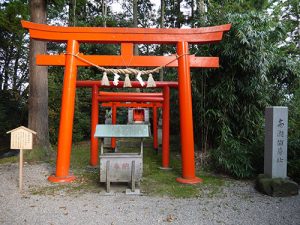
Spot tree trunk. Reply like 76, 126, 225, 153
159, 0, 165, 81
297, 3, 300, 51
175, 1, 181, 28
3, 48, 11, 91
13, 41, 21, 91
198, 0, 206, 26
68, 0, 76, 26
29, 0, 50, 151
133, 0, 138, 55
102, 0, 107, 27
190, 0, 195, 28
132, 0, 140, 92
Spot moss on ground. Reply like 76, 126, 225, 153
0, 155, 18, 164
0, 146, 51, 165
5, 138, 225, 198
141, 144, 225, 198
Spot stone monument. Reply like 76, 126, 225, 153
256, 106, 298, 197
264, 106, 288, 178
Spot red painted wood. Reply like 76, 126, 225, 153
36, 54, 219, 68
101, 102, 162, 108
22, 20, 231, 44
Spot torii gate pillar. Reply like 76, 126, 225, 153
176, 42, 202, 184
48, 40, 79, 182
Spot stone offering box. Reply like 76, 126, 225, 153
95, 124, 150, 194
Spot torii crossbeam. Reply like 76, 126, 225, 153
22, 20, 230, 184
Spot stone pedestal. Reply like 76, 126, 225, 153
256, 174, 298, 197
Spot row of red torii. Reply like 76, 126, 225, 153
77, 81, 176, 171
22, 20, 231, 184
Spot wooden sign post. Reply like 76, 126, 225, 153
6, 126, 37, 192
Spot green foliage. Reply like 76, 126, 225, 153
0, 90, 27, 151
0, 0, 29, 32
192, 10, 300, 178
0, 155, 18, 164
48, 71, 91, 144
0, 90, 27, 134
0, 0, 29, 151
287, 84, 300, 183
0, 0, 29, 92
207, 0, 269, 15
48, 72, 63, 144
24, 146, 50, 162
270, 0, 300, 55
211, 136, 254, 178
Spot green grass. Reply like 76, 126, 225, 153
24, 138, 226, 197
141, 145, 225, 198
24, 147, 50, 163
33, 142, 101, 195
0, 155, 18, 164
0, 145, 51, 165
70, 142, 91, 170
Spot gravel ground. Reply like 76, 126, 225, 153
0, 163, 299, 225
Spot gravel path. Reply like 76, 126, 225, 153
0, 163, 299, 225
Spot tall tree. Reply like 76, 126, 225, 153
133, 0, 138, 55
68, 0, 76, 26
102, 0, 107, 27
159, 0, 165, 81
271, 0, 300, 54
0, 0, 29, 93
28, 0, 50, 151
197, 0, 206, 25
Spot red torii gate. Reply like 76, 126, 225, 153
98, 92, 167, 165
22, 20, 230, 184
101, 101, 163, 151
98, 96, 163, 150
76, 80, 176, 168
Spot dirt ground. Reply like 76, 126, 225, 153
0, 163, 299, 225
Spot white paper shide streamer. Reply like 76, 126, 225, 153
123, 74, 132, 87
113, 73, 120, 86
136, 72, 145, 87
146, 74, 156, 87
101, 72, 110, 86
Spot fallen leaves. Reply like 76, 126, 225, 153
164, 214, 176, 222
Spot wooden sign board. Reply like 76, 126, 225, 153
6, 126, 36, 150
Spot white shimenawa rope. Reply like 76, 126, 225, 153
65, 52, 190, 87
